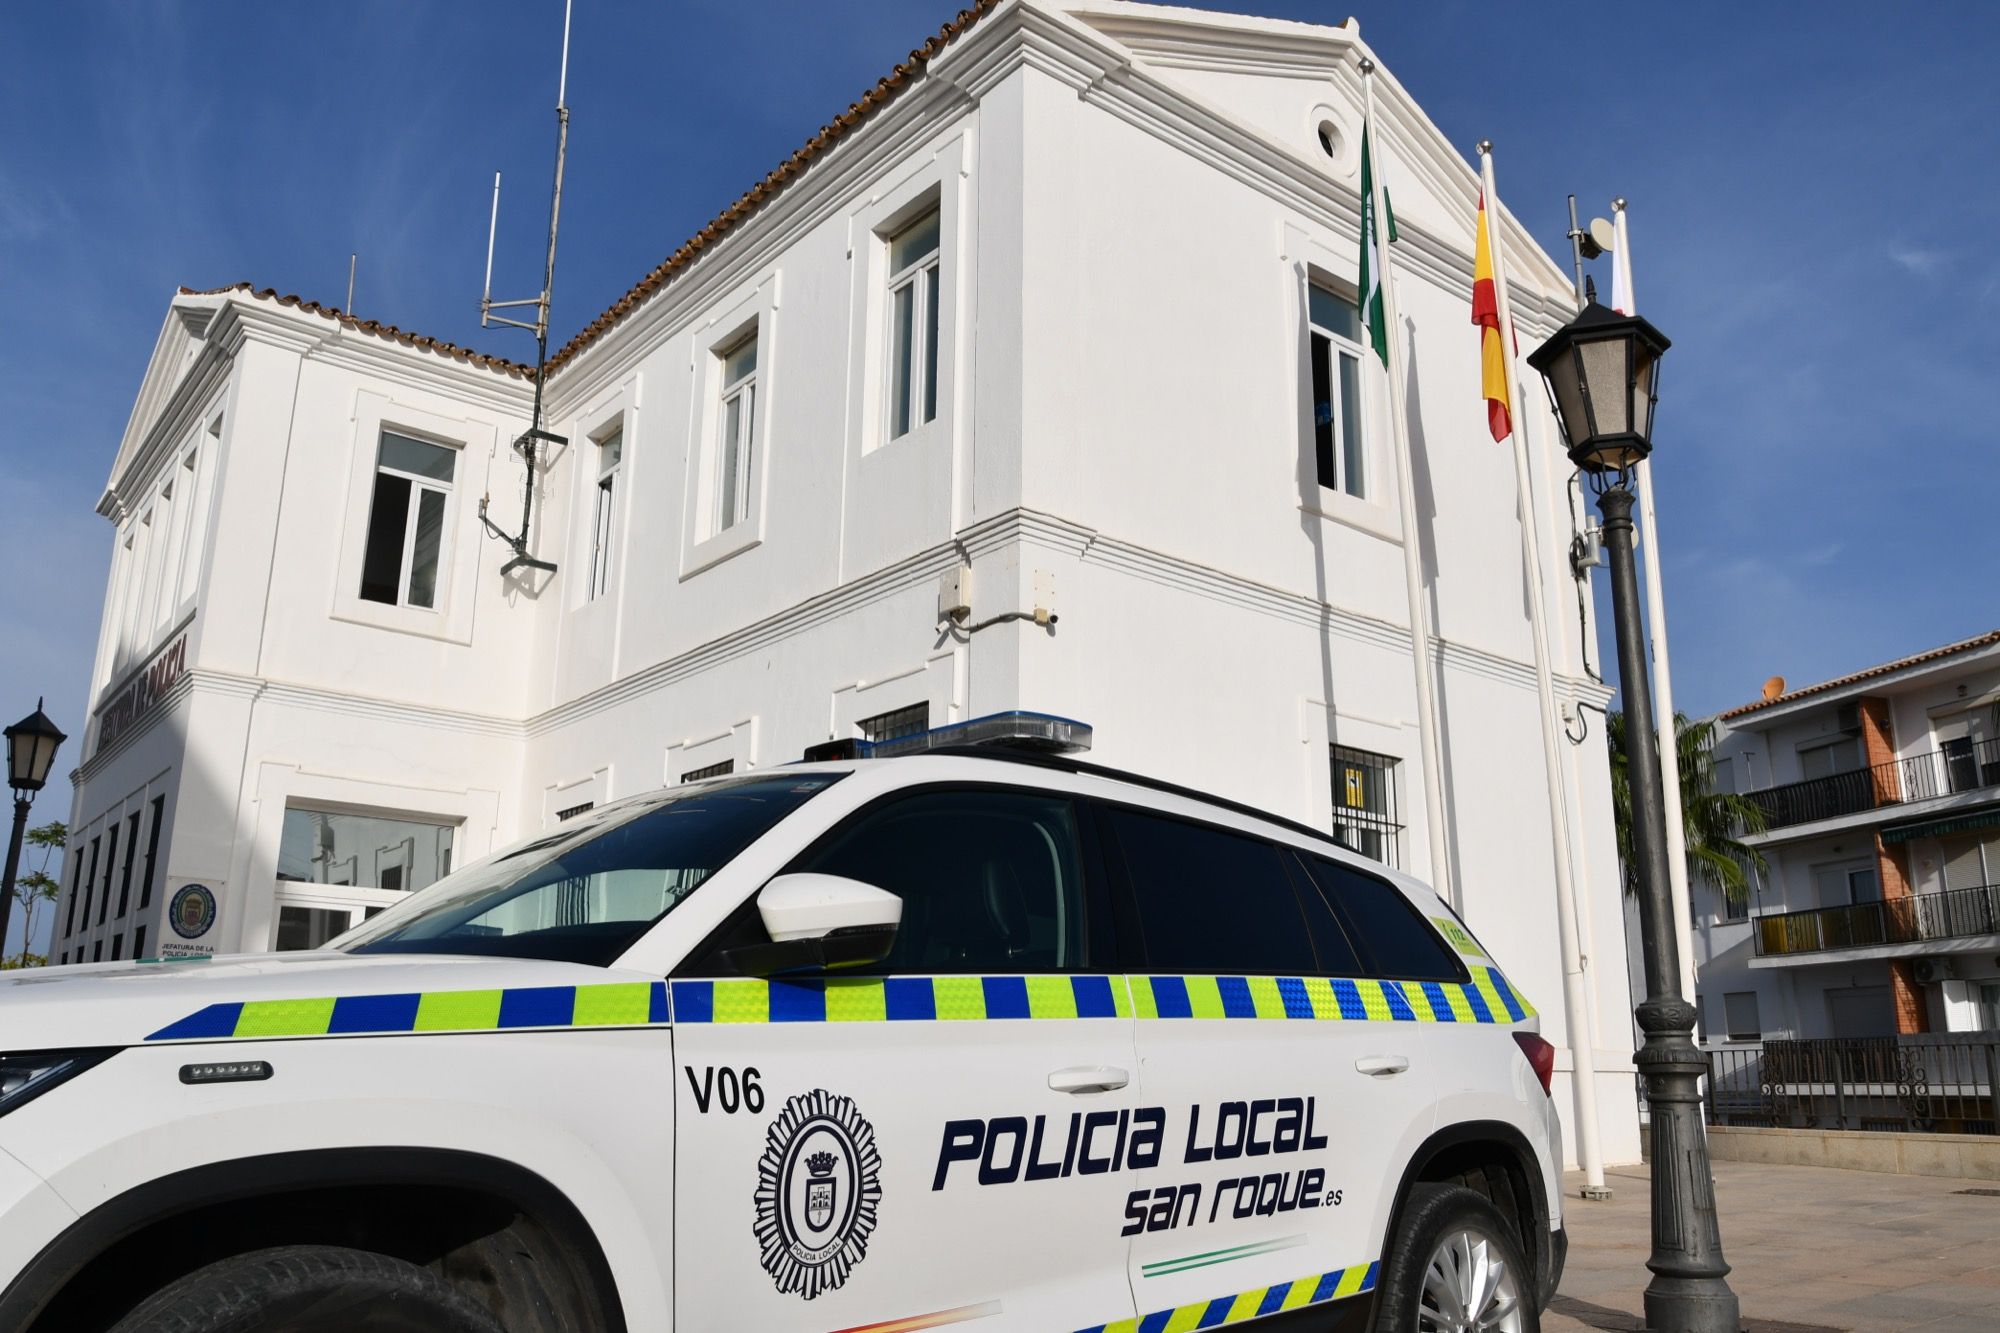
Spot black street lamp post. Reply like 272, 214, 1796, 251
1529, 304, 1740, 1333
2, 701, 67, 966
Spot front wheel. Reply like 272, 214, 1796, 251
1372, 1183, 1536, 1333
108, 1244, 505, 1333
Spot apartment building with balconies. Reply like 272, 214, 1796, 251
1689, 630, 2000, 1040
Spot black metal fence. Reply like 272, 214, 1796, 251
1689, 1036, 2000, 1134
1744, 735, 2000, 830
1753, 882, 2000, 956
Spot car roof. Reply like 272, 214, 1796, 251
914, 745, 1345, 848
655, 748, 1402, 892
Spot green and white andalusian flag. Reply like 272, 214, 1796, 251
1355, 123, 1398, 368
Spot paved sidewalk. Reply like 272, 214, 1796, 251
1545, 1159, 2000, 1331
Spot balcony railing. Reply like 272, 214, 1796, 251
1743, 735, 2000, 830
1754, 882, 2000, 956
1659, 1037, 2000, 1135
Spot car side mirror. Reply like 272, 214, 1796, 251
723, 873, 902, 977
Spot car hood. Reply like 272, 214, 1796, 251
0, 952, 662, 1050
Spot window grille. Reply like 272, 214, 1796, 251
1330, 745, 1403, 868
681, 760, 736, 783
859, 704, 929, 744
555, 801, 595, 822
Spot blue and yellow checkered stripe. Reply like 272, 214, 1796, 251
1127, 968, 1531, 1025
668, 974, 1133, 1023
144, 981, 670, 1042
144, 968, 1530, 1040
1079, 1261, 1377, 1332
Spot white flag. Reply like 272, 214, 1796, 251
1611, 205, 1635, 315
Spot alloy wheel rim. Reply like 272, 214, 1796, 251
1415, 1224, 1524, 1333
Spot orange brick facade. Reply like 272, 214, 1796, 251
1860, 695, 1930, 1033
1860, 695, 1901, 803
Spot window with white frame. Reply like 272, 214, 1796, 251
715, 333, 758, 534
359, 431, 457, 609
1307, 281, 1367, 499
885, 207, 941, 442
1796, 736, 1861, 781
1722, 990, 1761, 1041
273, 806, 459, 951
589, 427, 623, 601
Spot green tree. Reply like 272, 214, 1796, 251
9, 820, 66, 968
1607, 712, 1767, 910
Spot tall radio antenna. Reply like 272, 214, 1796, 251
476, 0, 573, 579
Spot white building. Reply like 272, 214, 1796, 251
55, 1, 1637, 1164
1690, 630, 2000, 1042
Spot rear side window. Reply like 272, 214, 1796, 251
1104, 808, 1316, 975
793, 789, 1088, 974
1297, 855, 1463, 981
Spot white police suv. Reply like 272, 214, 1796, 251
0, 714, 1564, 1333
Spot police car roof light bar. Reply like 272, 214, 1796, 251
799, 711, 1092, 763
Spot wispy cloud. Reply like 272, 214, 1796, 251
1889, 244, 1950, 276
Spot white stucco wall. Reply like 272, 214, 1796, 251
60, 1, 1639, 1165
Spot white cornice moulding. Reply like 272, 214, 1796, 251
551, 0, 1570, 404
70, 504, 1610, 786
526, 505, 1609, 738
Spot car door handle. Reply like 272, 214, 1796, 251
1355, 1055, 1411, 1078
1048, 1065, 1131, 1094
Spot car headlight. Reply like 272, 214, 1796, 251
0, 1050, 115, 1117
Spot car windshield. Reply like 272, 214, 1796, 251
339, 773, 844, 965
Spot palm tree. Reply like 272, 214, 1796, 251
1607, 711, 1767, 911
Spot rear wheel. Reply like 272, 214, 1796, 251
1372, 1183, 1536, 1333
108, 1244, 504, 1333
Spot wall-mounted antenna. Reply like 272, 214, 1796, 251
476, 0, 573, 580
346, 253, 357, 313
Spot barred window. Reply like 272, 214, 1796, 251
681, 760, 736, 783
1330, 745, 1402, 869
555, 801, 596, 822
859, 703, 929, 744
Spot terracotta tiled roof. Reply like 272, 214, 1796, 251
1719, 629, 2000, 720
180, 283, 531, 378
545, 0, 1001, 374
180, 4, 998, 388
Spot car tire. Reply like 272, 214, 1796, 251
1372, 1183, 1538, 1333
107, 1244, 506, 1333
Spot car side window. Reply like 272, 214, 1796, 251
1103, 807, 1317, 975
1297, 855, 1464, 981
789, 788, 1088, 975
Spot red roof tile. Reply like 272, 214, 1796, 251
545, 0, 1000, 374
180, 283, 531, 378
179, 2, 999, 388
1719, 630, 2000, 720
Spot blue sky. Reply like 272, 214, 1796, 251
3, 2, 1996, 953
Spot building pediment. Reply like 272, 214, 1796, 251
1062, 0, 1574, 306
100, 290, 234, 516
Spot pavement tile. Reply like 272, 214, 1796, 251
1557, 1159, 1997, 1332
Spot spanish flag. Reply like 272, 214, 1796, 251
1471, 193, 1512, 442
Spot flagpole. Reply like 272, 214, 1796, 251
1612, 201, 1698, 1005
1361, 61, 1454, 907
1480, 143, 1609, 1200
